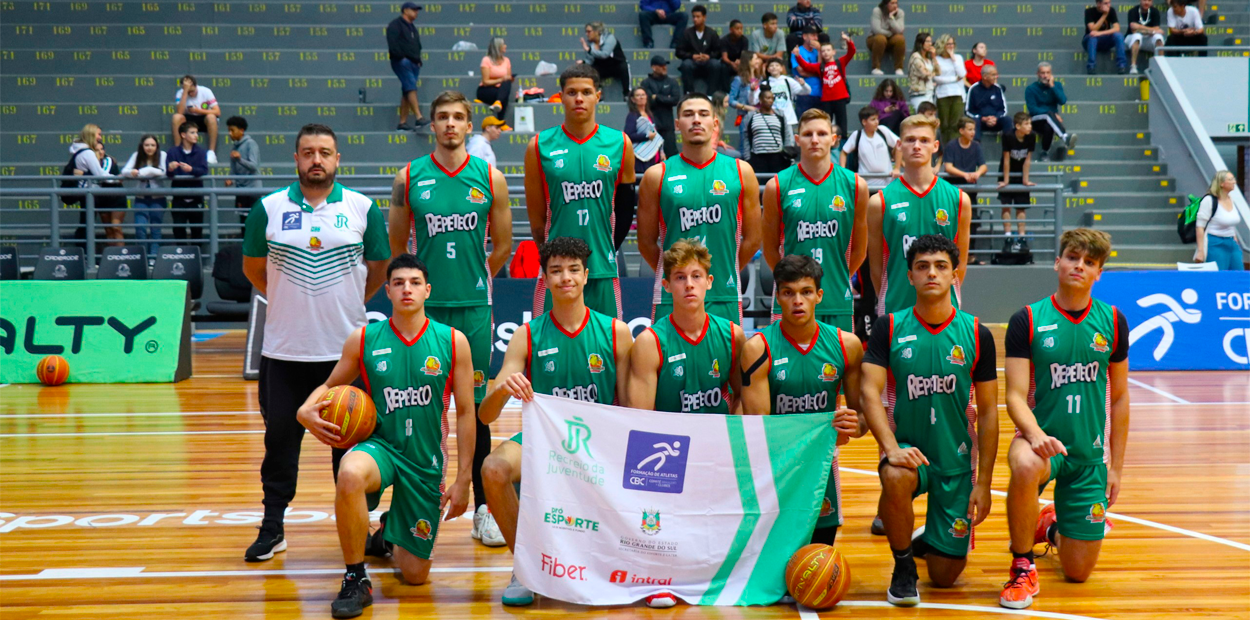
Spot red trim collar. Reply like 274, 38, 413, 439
389, 317, 430, 347
798, 162, 833, 185
670, 313, 710, 347
431, 152, 470, 177
561, 124, 600, 145
781, 322, 821, 355
913, 307, 957, 335
901, 174, 938, 199
553, 308, 591, 339
680, 152, 717, 169
1050, 295, 1092, 324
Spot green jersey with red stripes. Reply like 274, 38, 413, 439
771, 163, 861, 317
653, 153, 745, 306
535, 124, 627, 280
404, 154, 494, 306
759, 320, 847, 414
877, 176, 964, 315
650, 313, 735, 414
525, 308, 618, 404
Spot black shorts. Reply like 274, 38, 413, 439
183, 113, 209, 132
1001, 191, 1031, 206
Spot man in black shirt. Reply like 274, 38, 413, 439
642, 55, 682, 157
1082, 0, 1128, 74
1125, 0, 1165, 74
386, 2, 430, 130
674, 5, 722, 94
720, 19, 749, 92
998, 112, 1037, 253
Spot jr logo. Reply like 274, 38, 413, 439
561, 416, 594, 458
335, 213, 349, 228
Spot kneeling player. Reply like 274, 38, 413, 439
295, 254, 476, 619
999, 229, 1129, 609
860, 235, 998, 606
740, 254, 866, 548
478, 237, 633, 607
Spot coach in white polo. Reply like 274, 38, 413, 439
241, 123, 391, 562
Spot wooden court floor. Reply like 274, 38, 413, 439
2, 330, 1248, 619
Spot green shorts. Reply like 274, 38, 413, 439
509, 432, 522, 445
426, 304, 493, 403
653, 299, 742, 324
1039, 454, 1109, 542
352, 437, 443, 560
887, 443, 973, 558
538, 277, 621, 319
817, 451, 843, 529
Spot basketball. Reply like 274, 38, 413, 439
320, 385, 376, 449
785, 543, 851, 610
35, 355, 69, 386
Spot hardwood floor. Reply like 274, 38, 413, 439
2, 330, 1248, 619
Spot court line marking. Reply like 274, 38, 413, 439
839, 467, 1250, 553
0, 429, 516, 440
1126, 377, 1190, 404
799, 601, 1109, 620
0, 565, 512, 582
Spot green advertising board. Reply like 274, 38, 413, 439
0, 281, 192, 383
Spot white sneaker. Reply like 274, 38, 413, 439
894, 69, 905, 76
645, 592, 678, 608
471, 504, 507, 547
206, 150, 218, 165
871, 68, 884, 76
1129, 65, 1139, 75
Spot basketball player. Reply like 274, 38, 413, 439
293, 254, 476, 618
762, 109, 869, 332
859, 234, 998, 606
637, 93, 761, 324
740, 254, 866, 547
478, 237, 633, 607
241, 123, 391, 562
998, 229, 1130, 609
387, 90, 513, 548
525, 64, 636, 319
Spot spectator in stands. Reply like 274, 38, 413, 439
870, 78, 910, 135
764, 58, 810, 132
122, 134, 167, 255
916, 100, 943, 168
728, 51, 763, 139
467, 116, 505, 169
69, 123, 107, 179
966, 65, 1011, 142
1165, 0, 1208, 56
166, 122, 209, 243
943, 117, 988, 263
933, 35, 967, 144
710, 92, 744, 159
964, 41, 995, 86
906, 32, 937, 110
642, 55, 682, 157
225, 116, 260, 216
998, 112, 1037, 252
675, 5, 723, 95
790, 32, 856, 139
172, 75, 221, 164
742, 86, 794, 173
92, 142, 127, 246
841, 106, 901, 191
477, 37, 514, 123
387, 2, 430, 131
582, 22, 632, 101
1195, 170, 1245, 270
638, 0, 688, 49
748, 13, 787, 65
721, 20, 750, 92
626, 87, 667, 176
1083, 0, 1128, 74
867, 0, 907, 76
1025, 62, 1078, 160
785, 0, 823, 54
791, 25, 825, 117
1126, 0, 1166, 73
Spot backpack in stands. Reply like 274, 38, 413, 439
992, 237, 1033, 265
60, 148, 90, 206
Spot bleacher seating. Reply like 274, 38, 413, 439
33, 246, 86, 280
97, 245, 149, 279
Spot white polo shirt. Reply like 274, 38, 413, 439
243, 182, 389, 361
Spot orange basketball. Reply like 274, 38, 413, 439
36, 355, 70, 386
320, 385, 376, 449
784, 543, 851, 610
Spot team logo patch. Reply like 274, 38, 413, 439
946, 344, 967, 366
420, 189, 432, 201
593, 154, 612, 172
831, 195, 846, 212
588, 353, 605, 374
544, 359, 556, 374
897, 212, 907, 222
411, 519, 432, 540
709, 359, 721, 379
935, 208, 950, 227
1086, 502, 1107, 524
673, 365, 685, 377
710, 179, 728, 196
308, 236, 322, 251
776, 369, 787, 381
1091, 332, 1110, 353
1043, 336, 1056, 349
641, 509, 661, 536
375, 360, 388, 373
555, 159, 566, 169
902, 347, 914, 359
820, 497, 833, 517
473, 370, 486, 388
467, 186, 488, 204
820, 363, 839, 382
949, 517, 969, 538
422, 356, 442, 376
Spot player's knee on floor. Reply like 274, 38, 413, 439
922, 552, 967, 588
1057, 538, 1101, 583
397, 552, 432, 585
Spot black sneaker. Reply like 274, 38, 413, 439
1003, 238, 1015, 254
870, 515, 886, 536
414, 117, 432, 127
331, 573, 373, 619
245, 526, 286, 562
886, 557, 920, 606
365, 511, 393, 557
396, 122, 415, 132
1019, 237, 1031, 252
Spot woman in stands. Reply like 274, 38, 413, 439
964, 41, 995, 87
92, 142, 127, 246
728, 50, 763, 142
1194, 170, 1245, 271
476, 37, 514, 128
122, 134, 168, 255
933, 34, 967, 144
625, 87, 666, 177
906, 32, 937, 111
869, 78, 910, 135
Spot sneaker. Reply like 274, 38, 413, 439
396, 122, 415, 132
499, 124, 513, 132
1086, 67, 1096, 75
414, 117, 432, 127
779, 594, 796, 604
471, 505, 507, 547
871, 68, 884, 76
1064, 133, 1078, 152
1019, 238, 1031, 252
502, 573, 534, 606
999, 557, 1040, 609
244, 526, 286, 562
365, 511, 393, 557
1129, 65, 1139, 75
645, 592, 678, 608
886, 557, 920, 606
1117, 65, 1129, 75
1035, 503, 1058, 547
206, 150, 218, 165
331, 573, 373, 619
490, 100, 503, 114
1038, 150, 1050, 162
871, 515, 886, 536
894, 69, 905, 76
1004, 237, 1015, 254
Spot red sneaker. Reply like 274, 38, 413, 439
645, 592, 677, 608
999, 557, 1039, 609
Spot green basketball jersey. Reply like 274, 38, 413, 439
526, 308, 618, 404
360, 318, 456, 478
772, 163, 860, 317
887, 308, 979, 476
1026, 297, 1118, 467
878, 176, 964, 315
405, 154, 494, 307
535, 124, 627, 280
653, 153, 745, 305
649, 313, 735, 413
760, 320, 846, 414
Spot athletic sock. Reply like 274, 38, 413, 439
346, 562, 366, 578
1012, 550, 1035, 565
891, 546, 914, 562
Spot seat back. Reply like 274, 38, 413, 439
153, 245, 204, 299
211, 244, 253, 303
0, 245, 18, 280
98, 245, 149, 280
33, 247, 86, 281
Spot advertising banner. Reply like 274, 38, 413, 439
1, 280, 192, 383
513, 394, 835, 606
1096, 271, 1250, 371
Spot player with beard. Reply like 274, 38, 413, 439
385, 90, 513, 550
637, 93, 761, 324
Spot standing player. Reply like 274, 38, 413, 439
478, 237, 633, 607
293, 254, 476, 618
637, 93, 761, 324
740, 254, 866, 546
998, 229, 1130, 609
388, 90, 513, 548
241, 123, 391, 562
525, 65, 636, 318
762, 108, 869, 332
860, 235, 998, 606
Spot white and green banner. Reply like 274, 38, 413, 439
514, 394, 835, 606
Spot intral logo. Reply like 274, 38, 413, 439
623, 430, 691, 494
609, 569, 674, 586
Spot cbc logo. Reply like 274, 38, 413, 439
629, 476, 646, 485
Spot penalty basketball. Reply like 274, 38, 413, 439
785, 543, 851, 610
36, 355, 69, 386
320, 385, 376, 449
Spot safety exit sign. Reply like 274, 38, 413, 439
1230, 123, 1248, 132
